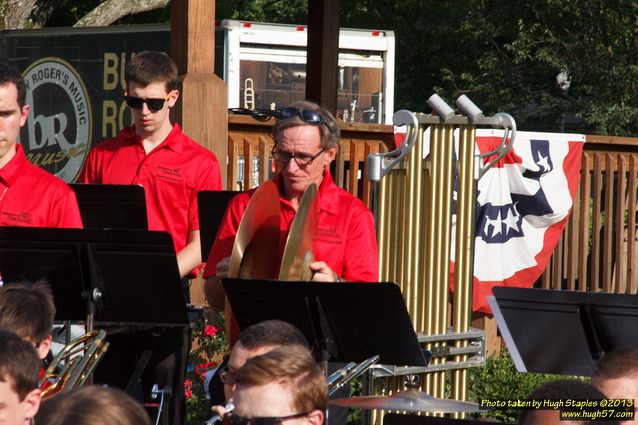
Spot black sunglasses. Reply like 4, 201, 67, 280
223, 412, 310, 425
124, 91, 174, 112
278, 107, 332, 133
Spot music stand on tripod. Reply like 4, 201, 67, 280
0, 226, 189, 399
222, 278, 428, 367
489, 286, 638, 376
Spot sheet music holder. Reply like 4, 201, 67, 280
197, 190, 240, 259
489, 286, 638, 376
70, 183, 148, 230
223, 278, 427, 367
0, 227, 188, 328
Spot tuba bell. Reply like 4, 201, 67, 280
40, 329, 109, 398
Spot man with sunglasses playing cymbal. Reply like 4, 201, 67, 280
79, 51, 221, 425
203, 100, 378, 313
79, 51, 222, 281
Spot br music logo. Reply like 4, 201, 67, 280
20, 57, 92, 183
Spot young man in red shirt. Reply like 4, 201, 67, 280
79, 51, 222, 279
0, 63, 82, 228
80, 51, 221, 425
0, 280, 56, 391
203, 100, 379, 313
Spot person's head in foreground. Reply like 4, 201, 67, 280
518, 379, 619, 425
35, 385, 151, 425
593, 349, 638, 425
0, 280, 56, 359
230, 344, 326, 425
222, 320, 309, 401
0, 329, 41, 425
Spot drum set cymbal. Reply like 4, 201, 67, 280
331, 390, 480, 413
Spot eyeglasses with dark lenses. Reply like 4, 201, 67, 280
278, 107, 332, 133
219, 366, 235, 385
223, 412, 311, 425
124, 91, 174, 112
271, 146, 326, 166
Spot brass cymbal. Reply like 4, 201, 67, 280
330, 391, 480, 413
279, 183, 319, 281
228, 181, 281, 279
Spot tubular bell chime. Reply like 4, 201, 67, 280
367, 94, 516, 420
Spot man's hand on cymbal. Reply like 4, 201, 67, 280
309, 261, 342, 282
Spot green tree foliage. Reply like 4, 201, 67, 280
338, 0, 638, 135
23, 0, 638, 135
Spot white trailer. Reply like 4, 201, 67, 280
218, 20, 395, 124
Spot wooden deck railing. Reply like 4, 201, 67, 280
540, 135, 638, 293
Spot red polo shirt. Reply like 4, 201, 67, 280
204, 170, 379, 281
79, 124, 222, 255
0, 145, 82, 228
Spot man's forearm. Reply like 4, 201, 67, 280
176, 238, 201, 278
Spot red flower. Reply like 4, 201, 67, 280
204, 325, 218, 337
184, 379, 193, 398
194, 362, 216, 381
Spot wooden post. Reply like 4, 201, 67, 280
306, 0, 339, 114
170, 0, 228, 307
170, 0, 228, 187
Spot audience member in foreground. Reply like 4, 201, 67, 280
0, 329, 41, 425
230, 344, 327, 425
35, 385, 151, 425
209, 320, 309, 413
593, 349, 638, 425
518, 379, 619, 425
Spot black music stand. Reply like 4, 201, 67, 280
70, 183, 148, 230
197, 190, 240, 260
0, 226, 189, 402
0, 227, 188, 327
223, 279, 428, 367
489, 286, 638, 376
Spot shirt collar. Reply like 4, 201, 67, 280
0, 144, 27, 187
129, 123, 184, 153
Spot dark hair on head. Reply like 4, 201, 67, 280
235, 344, 327, 413
272, 100, 340, 149
518, 379, 617, 425
0, 280, 55, 345
0, 63, 26, 107
125, 51, 178, 92
35, 385, 151, 425
0, 329, 40, 401
238, 320, 309, 350
593, 349, 638, 381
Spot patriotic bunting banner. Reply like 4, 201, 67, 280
450, 129, 585, 314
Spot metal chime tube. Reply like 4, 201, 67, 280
404, 125, 425, 329
452, 124, 477, 415
420, 122, 454, 399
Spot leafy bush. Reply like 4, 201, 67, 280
185, 312, 229, 425
468, 349, 581, 423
